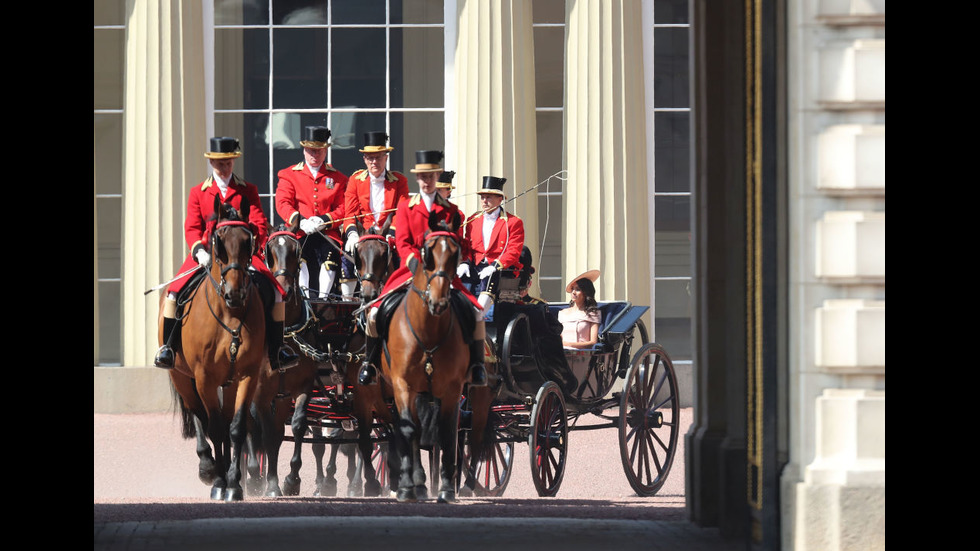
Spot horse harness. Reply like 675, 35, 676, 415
204, 220, 256, 385
406, 231, 461, 381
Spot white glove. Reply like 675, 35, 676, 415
299, 218, 316, 234
195, 249, 210, 266
345, 233, 359, 255
309, 216, 326, 230
479, 265, 496, 280
456, 263, 471, 278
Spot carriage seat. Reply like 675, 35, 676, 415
546, 301, 625, 353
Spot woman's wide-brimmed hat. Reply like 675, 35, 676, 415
204, 137, 242, 159
300, 126, 331, 149
410, 150, 444, 173
359, 131, 394, 153
565, 269, 600, 294
436, 170, 456, 189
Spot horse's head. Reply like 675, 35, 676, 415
265, 222, 302, 302
412, 210, 462, 316
355, 218, 394, 303
210, 196, 255, 308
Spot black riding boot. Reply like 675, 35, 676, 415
468, 340, 487, 386
358, 336, 379, 385
154, 317, 178, 369
269, 320, 299, 369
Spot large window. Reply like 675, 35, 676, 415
652, 0, 692, 361
94, 0, 125, 365
213, 0, 446, 225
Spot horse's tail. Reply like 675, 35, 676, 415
170, 379, 197, 440
467, 407, 496, 461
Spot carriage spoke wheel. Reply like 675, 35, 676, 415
458, 412, 515, 497
528, 381, 567, 497
618, 343, 680, 497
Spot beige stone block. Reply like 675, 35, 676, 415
817, 0, 886, 16
819, 39, 885, 102
815, 299, 885, 371
817, 124, 885, 191
94, 366, 174, 413
815, 211, 885, 278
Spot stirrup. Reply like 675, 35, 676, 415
154, 345, 175, 369
277, 345, 299, 369
358, 362, 378, 386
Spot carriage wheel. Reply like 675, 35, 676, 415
528, 381, 568, 497
618, 343, 680, 497
457, 412, 515, 497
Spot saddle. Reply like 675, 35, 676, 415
374, 287, 476, 344
174, 268, 274, 321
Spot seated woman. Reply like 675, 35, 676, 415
558, 270, 602, 349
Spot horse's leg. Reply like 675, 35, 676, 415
205, 406, 229, 500
321, 428, 342, 496
282, 392, 310, 496
194, 416, 218, 485
244, 402, 266, 496
393, 407, 419, 502
346, 435, 363, 497
437, 398, 461, 503
259, 398, 286, 497
224, 377, 256, 502
311, 425, 331, 496
357, 407, 383, 497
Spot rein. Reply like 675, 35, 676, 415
203, 220, 255, 385
405, 231, 459, 382
402, 288, 455, 380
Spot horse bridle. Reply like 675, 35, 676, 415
208, 220, 255, 301
356, 234, 393, 289
266, 230, 302, 286
410, 231, 460, 311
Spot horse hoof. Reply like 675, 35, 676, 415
348, 483, 363, 498
266, 485, 282, 498
283, 477, 301, 496
225, 487, 244, 502
415, 485, 428, 501
364, 479, 382, 497
319, 480, 338, 497
210, 486, 225, 501
396, 488, 417, 502
200, 466, 218, 485
438, 490, 457, 503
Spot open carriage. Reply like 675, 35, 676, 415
456, 269, 681, 498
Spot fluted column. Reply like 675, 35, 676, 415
452, 0, 539, 287
122, 0, 207, 365
563, 0, 650, 305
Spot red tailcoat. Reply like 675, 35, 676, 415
275, 162, 348, 242
168, 174, 281, 295
464, 207, 525, 272
342, 169, 409, 237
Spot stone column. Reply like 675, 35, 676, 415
563, 0, 650, 305
122, 0, 208, 365
451, 0, 539, 279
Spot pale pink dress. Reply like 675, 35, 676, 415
558, 307, 602, 345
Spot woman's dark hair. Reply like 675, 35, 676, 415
570, 277, 599, 315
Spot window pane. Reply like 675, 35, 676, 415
273, 28, 329, 109
98, 280, 121, 364
333, 0, 386, 24
97, 196, 122, 278
654, 279, 692, 361
655, 0, 689, 24
534, 26, 564, 108
273, 0, 327, 25
537, 193, 563, 301
216, 28, 270, 110
654, 195, 690, 233
536, 111, 563, 185
332, 28, 386, 108
654, 111, 690, 192
395, 0, 443, 24
95, 113, 123, 196
94, 28, 124, 110
94, 0, 124, 26
391, 27, 444, 108
215, 111, 276, 214
654, 27, 689, 108
327, 111, 388, 178
215, 0, 269, 25
391, 111, 444, 189
655, 227, 691, 277
533, 0, 566, 24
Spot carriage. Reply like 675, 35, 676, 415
455, 271, 681, 498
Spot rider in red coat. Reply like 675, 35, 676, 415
458, 176, 526, 316
154, 137, 298, 371
274, 126, 350, 298
358, 150, 487, 388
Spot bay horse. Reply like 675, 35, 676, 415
381, 212, 470, 502
163, 197, 266, 501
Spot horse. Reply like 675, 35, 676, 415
381, 211, 471, 502
163, 196, 267, 501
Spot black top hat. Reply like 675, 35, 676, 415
518, 245, 535, 285
359, 131, 394, 153
300, 126, 331, 149
410, 150, 444, 173
479, 176, 507, 196
205, 137, 242, 159
437, 170, 456, 188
